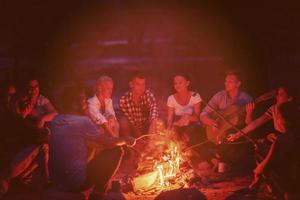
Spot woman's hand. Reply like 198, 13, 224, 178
173, 115, 190, 127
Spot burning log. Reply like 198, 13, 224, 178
132, 171, 158, 192
125, 128, 198, 195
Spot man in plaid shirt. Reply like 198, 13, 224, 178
119, 71, 159, 138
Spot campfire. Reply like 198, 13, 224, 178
155, 144, 181, 187
129, 126, 195, 195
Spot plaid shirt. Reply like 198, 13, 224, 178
119, 89, 158, 131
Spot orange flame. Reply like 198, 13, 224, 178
155, 144, 181, 187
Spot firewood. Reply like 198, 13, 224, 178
132, 171, 158, 192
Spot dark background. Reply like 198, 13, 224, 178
0, 0, 299, 111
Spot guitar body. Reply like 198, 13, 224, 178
206, 105, 240, 144
205, 90, 276, 144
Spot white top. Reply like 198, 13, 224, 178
167, 92, 202, 116
88, 95, 116, 125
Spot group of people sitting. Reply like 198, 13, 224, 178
0, 70, 299, 200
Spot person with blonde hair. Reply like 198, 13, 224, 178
88, 75, 119, 137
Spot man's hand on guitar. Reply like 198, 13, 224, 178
227, 132, 241, 142
205, 117, 218, 128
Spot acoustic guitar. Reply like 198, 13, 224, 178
206, 90, 276, 144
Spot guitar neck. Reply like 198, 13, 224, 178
224, 93, 274, 118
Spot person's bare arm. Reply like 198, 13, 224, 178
38, 102, 58, 128
227, 113, 271, 141
101, 121, 117, 137
189, 102, 201, 122
175, 102, 201, 127
200, 94, 219, 127
166, 106, 175, 129
17, 97, 35, 118
41, 102, 58, 121
254, 141, 276, 175
200, 114, 217, 127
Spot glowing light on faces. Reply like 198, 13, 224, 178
130, 77, 146, 96
174, 75, 190, 93
224, 74, 240, 92
28, 80, 40, 97
97, 80, 114, 99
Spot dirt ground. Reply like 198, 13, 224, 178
0, 141, 279, 200
1, 153, 278, 200
2, 174, 277, 200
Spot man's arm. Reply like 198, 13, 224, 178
82, 117, 132, 148
119, 97, 135, 126
106, 99, 116, 119
145, 91, 159, 134
88, 98, 117, 136
200, 94, 219, 127
227, 113, 272, 141
146, 91, 159, 122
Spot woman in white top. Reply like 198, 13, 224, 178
167, 73, 202, 143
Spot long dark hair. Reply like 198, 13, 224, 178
277, 85, 298, 100
173, 71, 191, 82
278, 101, 300, 133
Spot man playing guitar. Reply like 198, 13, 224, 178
199, 70, 254, 171
200, 70, 254, 143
